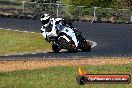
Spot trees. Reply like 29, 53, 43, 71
26, 0, 59, 17
122, 0, 132, 22
31, 0, 58, 3
64, 0, 114, 18
60, 0, 71, 5
122, 0, 132, 10
30, 0, 132, 9
26, 0, 132, 20
69, 0, 113, 8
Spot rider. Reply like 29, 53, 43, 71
40, 14, 58, 42
40, 14, 82, 42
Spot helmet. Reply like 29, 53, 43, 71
40, 14, 50, 27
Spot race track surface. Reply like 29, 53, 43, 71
0, 17, 132, 59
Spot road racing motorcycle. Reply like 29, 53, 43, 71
42, 20, 91, 53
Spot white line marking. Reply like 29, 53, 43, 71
0, 28, 40, 34
30, 32, 37, 34
31, 53, 37, 54
15, 30, 19, 31
6, 29, 11, 31
19, 54, 24, 55
4, 55, 9, 56
23, 31, 29, 32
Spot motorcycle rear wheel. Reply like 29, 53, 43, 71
81, 41, 91, 52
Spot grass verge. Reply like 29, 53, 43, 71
0, 29, 51, 55
0, 63, 131, 88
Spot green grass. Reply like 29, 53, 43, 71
0, 29, 51, 55
0, 64, 131, 88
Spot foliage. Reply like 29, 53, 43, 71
121, 0, 132, 10
32, 0, 58, 3
24, 0, 132, 21
25, 0, 61, 17
60, 0, 71, 5
61, 0, 132, 9
68, 0, 113, 8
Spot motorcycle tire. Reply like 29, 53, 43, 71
52, 44, 61, 53
81, 41, 91, 52
58, 37, 78, 53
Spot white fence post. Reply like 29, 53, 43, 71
56, 1, 61, 18
56, 4, 60, 18
22, 1, 26, 14
131, 15, 132, 22
93, 7, 99, 21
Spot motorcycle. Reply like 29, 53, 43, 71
49, 22, 91, 53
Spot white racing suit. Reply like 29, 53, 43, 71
41, 18, 59, 42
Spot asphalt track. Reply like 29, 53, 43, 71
0, 17, 132, 60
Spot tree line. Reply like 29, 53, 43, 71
63, 0, 132, 9
31, 0, 132, 10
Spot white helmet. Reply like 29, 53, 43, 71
40, 14, 50, 27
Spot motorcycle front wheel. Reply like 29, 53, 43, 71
58, 37, 78, 53
52, 44, 61, 53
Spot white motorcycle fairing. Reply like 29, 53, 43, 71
58, 27, 78, 47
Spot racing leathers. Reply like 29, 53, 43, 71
41, 18, 62, 42
41, 18, 82, 43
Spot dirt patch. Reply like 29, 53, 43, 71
0, 57, 132, 72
